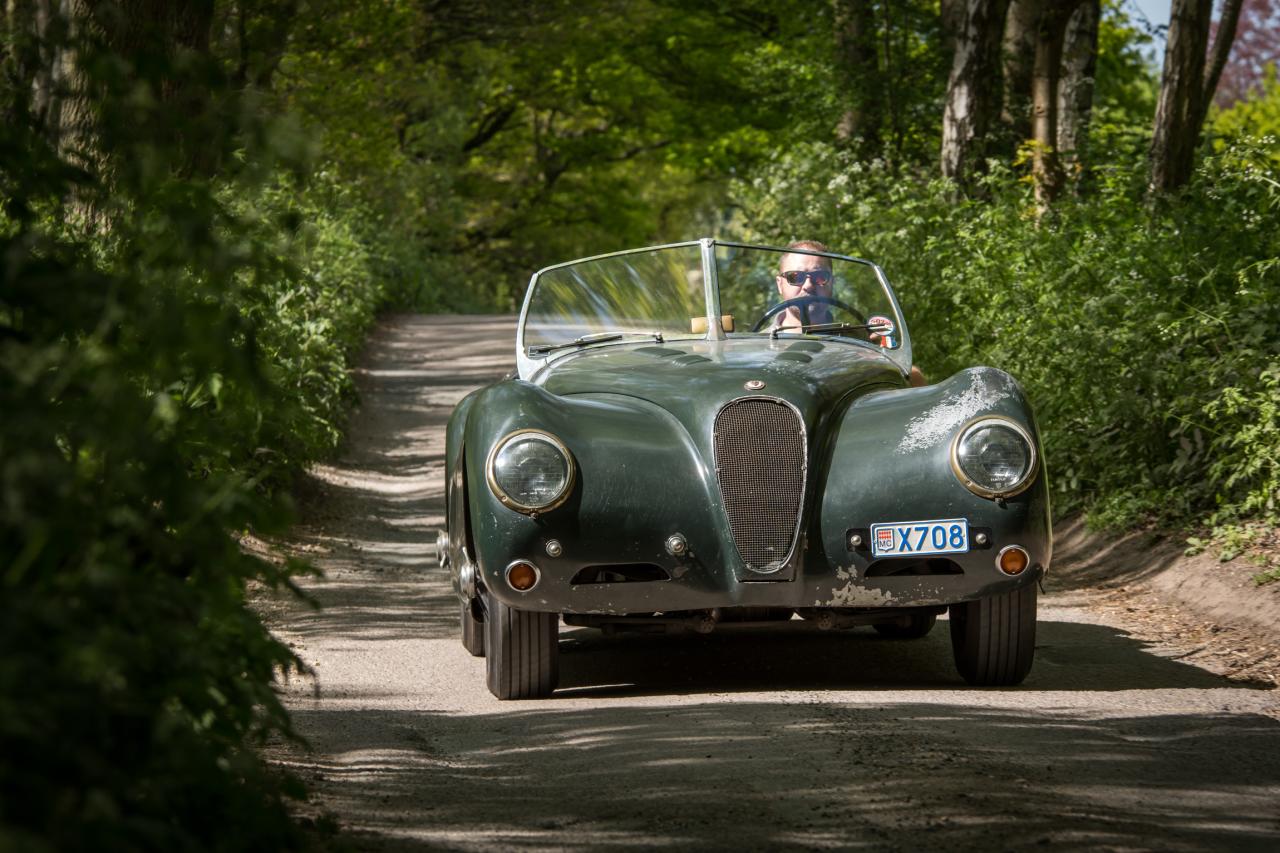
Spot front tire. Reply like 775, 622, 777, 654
949, 582, 1037, 686
484, 593, 559, 699
461, 599, 485, 657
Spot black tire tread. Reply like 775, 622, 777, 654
485, 594, 558, 699
949, 582, 1036, 685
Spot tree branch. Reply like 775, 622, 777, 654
461, 103, 516, 152
1199, 0, 1243, 122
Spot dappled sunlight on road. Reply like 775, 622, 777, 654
264, 314, 1280, 852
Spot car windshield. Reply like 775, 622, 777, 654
519, 240, 909, 376
522, 244, 707, 352
714, 244, 902, 347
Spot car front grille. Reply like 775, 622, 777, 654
713, 397, 806, 572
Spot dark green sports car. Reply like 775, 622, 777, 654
439, 239, 1051, 699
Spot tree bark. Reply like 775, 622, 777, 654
833, 0, 882, 156
941, 0, 1008, 187
1056, 0, 1099, 186
1148, 0, 1213, 195
1000, 0, 1041, 148
1194, 0, 1244, 131
1030, 0, 1079, 212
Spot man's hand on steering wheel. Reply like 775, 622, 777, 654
750, 294, 867, 332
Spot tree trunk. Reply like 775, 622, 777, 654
224, 0, 298, 92
1148, 0, 1213, 195
1194, 0, 1244, 131
833, 0, 882, 156
1000, 0, 1041, 149
1030, 0, 1078, 213
941, 0, 1008, 188
4, 0, 57, 132
1056, 0, 1099, 187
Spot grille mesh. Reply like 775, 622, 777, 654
714, 398, 806, 571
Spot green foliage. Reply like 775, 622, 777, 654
1212, 67, 1280, 163
734, 137, 1280, 534
0, 13, 389, 851
1093, 0, 1160, 129
277, 0, 877, 309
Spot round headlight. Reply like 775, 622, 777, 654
486, 430, 574, 513
951, 417, 1036, 498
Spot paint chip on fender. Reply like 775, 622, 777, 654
896, 369, 1016, 453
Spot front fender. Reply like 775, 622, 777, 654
814, 367, 1052, 603
463, 382, 732, 612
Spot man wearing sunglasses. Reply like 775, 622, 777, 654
774, 240, 836, 332
776, 240, 926, 387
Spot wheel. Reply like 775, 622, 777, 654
484, 593, 559, 699
949, 582, 1037, 686
461, 599, 485, 657
873, 611, 937, 639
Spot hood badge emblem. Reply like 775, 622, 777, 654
744, 379, 766, 391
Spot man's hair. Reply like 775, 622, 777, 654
779, 240, 832, 272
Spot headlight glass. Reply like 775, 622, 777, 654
955, 419, 1034, 496
490, 432, 572, 511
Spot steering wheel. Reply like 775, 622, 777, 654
750, 295, 867, 333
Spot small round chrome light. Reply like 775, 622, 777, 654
996, 545, 1030, 576
545, 539, 563, 558
951, 416, 1037, 498
486, 429, 575, 514
506, 560, 540, 591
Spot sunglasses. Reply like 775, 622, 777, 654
781, 269, 832, 286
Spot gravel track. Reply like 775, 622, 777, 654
262, 314, 1280, 852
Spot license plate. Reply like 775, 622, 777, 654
870, 519, 969, 557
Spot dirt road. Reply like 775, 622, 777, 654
265, 315, 1280, 852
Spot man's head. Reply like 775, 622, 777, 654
776, 240, 833, 301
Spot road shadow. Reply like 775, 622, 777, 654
280, 702, 1280, 852
553, 617, 1267, 695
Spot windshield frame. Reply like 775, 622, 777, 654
516, 238, 911, 380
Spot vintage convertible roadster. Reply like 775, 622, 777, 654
439, 239, 1050, 699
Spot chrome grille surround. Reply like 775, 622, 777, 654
713, 396, 808, 573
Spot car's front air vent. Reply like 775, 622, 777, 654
570, 564, 670, 584
713, 398, 806, 573
864, 558, 964, 578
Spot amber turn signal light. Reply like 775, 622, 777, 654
506, 561, 540, 591
996, 545, 1030, 576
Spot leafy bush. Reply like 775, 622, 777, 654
734, 137, 1280, 536
1, 27, 389, 853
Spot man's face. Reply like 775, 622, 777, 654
776, 252, 833, 301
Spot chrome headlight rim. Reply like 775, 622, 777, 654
949, 415, 1038, 499
485, 428, 575, 514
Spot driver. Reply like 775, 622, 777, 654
773, 241, 835, 332
776, 240, 926, 387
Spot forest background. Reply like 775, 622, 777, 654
2, 0, 1278, 849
